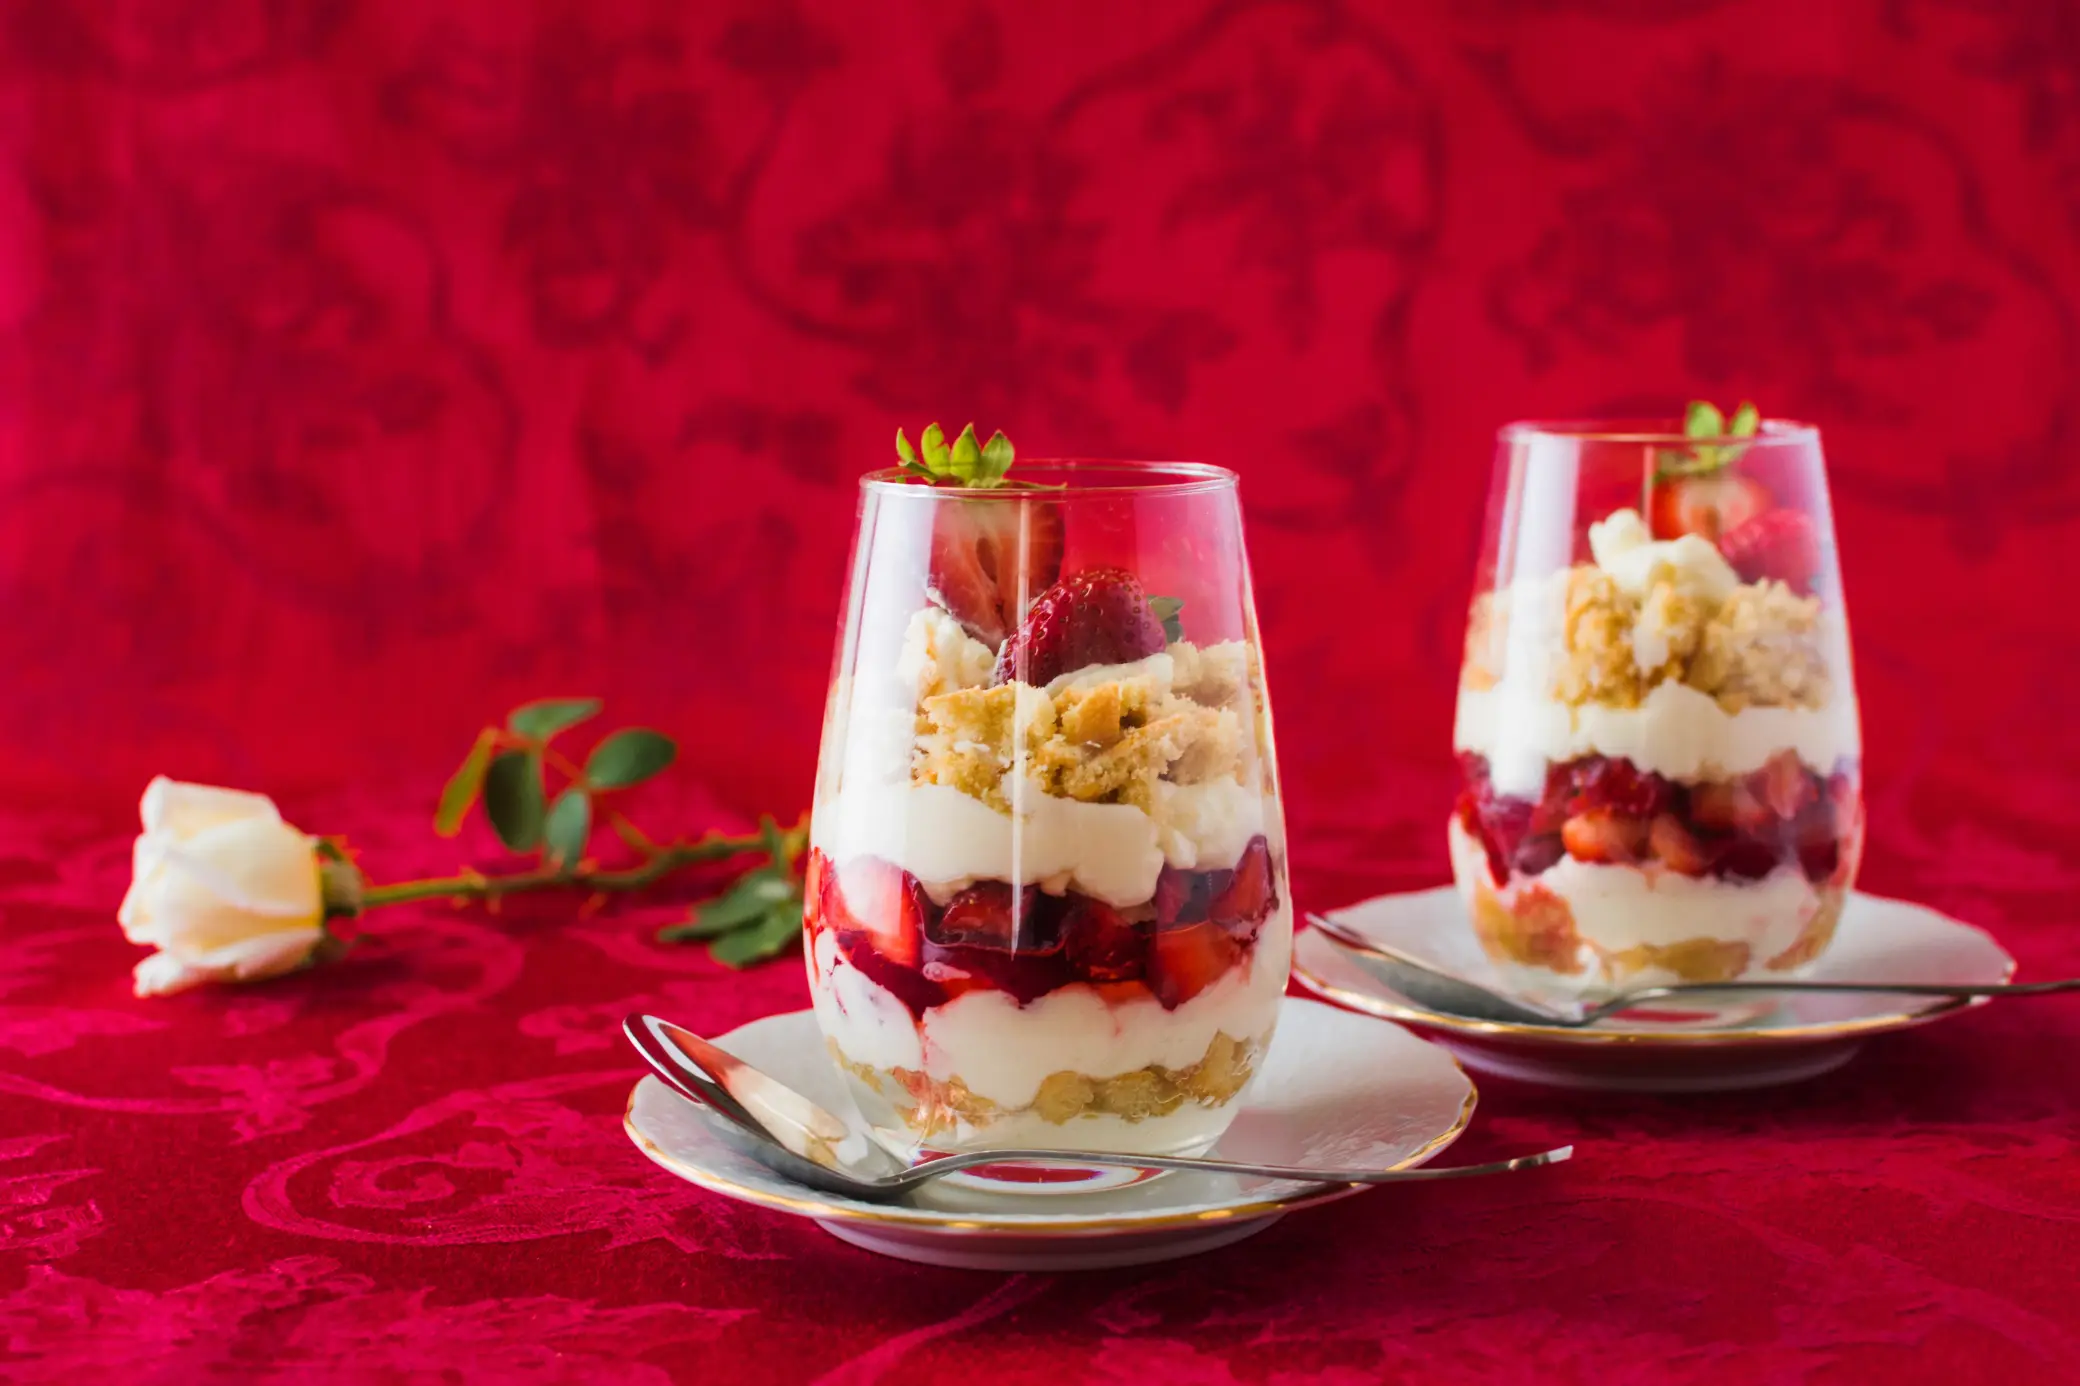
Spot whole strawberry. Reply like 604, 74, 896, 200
994, 568, 1168, 686
1719, 510, 1822, 596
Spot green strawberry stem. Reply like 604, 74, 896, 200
895, 421, 1022, 487
1653, 399, 1762, 482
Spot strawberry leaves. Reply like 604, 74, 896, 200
1655, 399, 1761, 482
1150, 596, 1185, 643
895, 421, 1020, 487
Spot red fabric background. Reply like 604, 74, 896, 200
2, 0, 2078, 1380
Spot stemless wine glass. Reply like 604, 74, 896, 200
1451, 418, 1863, 997
805, 462, 1290, 1172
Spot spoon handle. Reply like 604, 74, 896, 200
896, 1143, 1573, 1189
1594, 977, 2080, 1020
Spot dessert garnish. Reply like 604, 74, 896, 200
900, 425, 1067, 647
993, 567, 1168, 685
1648, 399, 1769, 541
895, 422, 1019, 486
1719, 509, 1821, 596
1150, 596, 1186, 642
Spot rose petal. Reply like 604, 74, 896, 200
159, 817, 323, 921
133, 950, 205, 998
140, 777, 283, 840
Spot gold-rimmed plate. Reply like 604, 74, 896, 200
624, 996, 1475, 1271
1296, 888, 2016, 1092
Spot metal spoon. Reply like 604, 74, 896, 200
625, 1014, 1571, 1203
1307, 913, 2080, 1028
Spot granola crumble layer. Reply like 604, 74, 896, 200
831, 1030, 1262, 1142
1463, 567, 1835, 715
910, 641, 1267, 814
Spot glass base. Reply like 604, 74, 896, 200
838, 1068, 1234, 1196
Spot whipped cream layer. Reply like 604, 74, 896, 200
1456, 679, 1861, 798
1448, 818, 1820, 982
809, 909, 1292, 1113
812, 778, 1271, 907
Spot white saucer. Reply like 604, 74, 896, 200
1295, 888, 2016, 1093
624, 996, 1474, 1270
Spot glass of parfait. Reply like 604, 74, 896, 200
1451, 406, 1862, 996
805, 428, 1289, 1169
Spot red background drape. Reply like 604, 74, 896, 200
1, 2, 2076, 1380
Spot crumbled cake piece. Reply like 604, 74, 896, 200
1473, 565, 1831, 714
916, 658, 1249, 812
1764, 889, 1843, 971
1054, 675, 1164, 747
835, 1031, 1263, 1138
1632, 574, 1711, 682
1690, 581, 1830, 712
1041, 704, 1233, 810
1605, 937, 1752, 984
914, 684, 1057, 812
1556, 568, 1642, 708
1173, 640, 1255, 712
1470, 879, 1584, 973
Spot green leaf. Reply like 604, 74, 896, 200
542, 788, 592, 873
701, 869, 795, 930
920, 422, 949, 473
1728, 400, 1760, 437
585, 727, 678, 789
434, 734, 495, 837
483, 750, 545, 852
710, 900, 803, 968
1683, 400, 1725, 439
1149, 595, 1185, 642
507, 698, 603, 743
980, 429, 1015, 482
895, 427, 915, 465
948, 423, 983, 482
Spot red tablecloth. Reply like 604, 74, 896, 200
3, 1, 2078, 1381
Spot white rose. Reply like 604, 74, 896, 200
118, 777, 329, 998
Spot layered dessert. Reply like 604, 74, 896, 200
1452, 467, 1862, 994
808, 452, 1288, 1157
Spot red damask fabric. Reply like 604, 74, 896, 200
1, 1, 2076, 1381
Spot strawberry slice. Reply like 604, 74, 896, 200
1149, 921, 1241, 1008
1687, 781, 1776, 833
1060, 898, 1147, 982
1208, 837, 1277, 936
994, 567, 1168, 686
803, 848, 830, 936
833, 857, 928, 970
1648, 814, 1714, 876
1153, 863, 1212, 928
1560, 809, 1648, 864
1719, 510, 1821, 596
1648, 470, 1771, 542
927, 497, 1064, 648
1752, 751, 1817, 820
928, 880, 1036, 950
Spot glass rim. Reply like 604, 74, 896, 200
860, 459, 1238, 497
1498, 417, 1821, 446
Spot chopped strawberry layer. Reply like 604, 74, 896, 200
1458, 752, 1859, 887
803, 838, 1280, 1018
